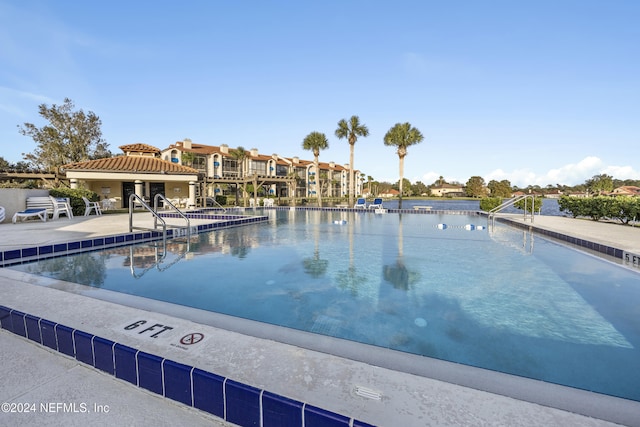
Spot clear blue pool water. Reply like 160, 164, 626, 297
11, 209, 640, 402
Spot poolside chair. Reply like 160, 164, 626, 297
50, 196, 73, 220
82, 196, 102, 216
101, 198, 116, 211
0, 206, 4, 223
368, 198, 383, 209
354, 198, 367, 209
12, 208, 47, 223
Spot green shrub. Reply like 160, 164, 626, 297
611, 196, 640, 224
479, 197, 502, 212
558, 195, 583, 218
214, 195, 227, 206
514, 196, 543, 214
559, 195, 640, 223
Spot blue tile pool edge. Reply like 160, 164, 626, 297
0, 215, 268, 268
0, 305, 376, 427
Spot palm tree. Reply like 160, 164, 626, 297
383, 122, 424, 209
302, 131, 329, 207
230, 146, 248, 206
335, 115, 369, 206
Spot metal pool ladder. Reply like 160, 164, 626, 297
488, 194, 536, 230
128, 194, 192, 252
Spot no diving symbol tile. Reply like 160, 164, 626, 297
171, 332, 209, 351
180, 333, 204, 345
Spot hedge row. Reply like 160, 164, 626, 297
558, 195, 640, 224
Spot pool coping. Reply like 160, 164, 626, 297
495, 215, 626, 259
0, 299, 375, 427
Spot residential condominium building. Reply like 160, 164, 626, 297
160, 139, 362, 200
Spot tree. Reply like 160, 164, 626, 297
18, 98, 111, 171
230, 146, 248, 176
396, 178, 412, 196
181, 152, 195, 167
378, 181, 393, 194
383, 122, 424, 209
412, 181, 428, 196
302, 131, 329, 207
335, 115, 369, 206
487, 179, 512, 198
585, 174, 614, 195
230, 146, 249, 206
465, 176, 486, 198
0, 157, 10, 170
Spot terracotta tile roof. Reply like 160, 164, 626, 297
164, 142, 347, 168
62, 156, 199, 174
432, 183, 463, 189
118, 143, 161, 154
292, 159, 313, 166
610, 186, 640, 196
318, 161, 347, 171
250, 153, 273, 161
165, 142, 221, 155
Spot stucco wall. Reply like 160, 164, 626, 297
0, 189, 50, 223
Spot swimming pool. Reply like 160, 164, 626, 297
9, 209, 640, 403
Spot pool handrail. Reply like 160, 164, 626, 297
488, 194, 536, 229
129, 194, 167, 250
204, 196, 227, 212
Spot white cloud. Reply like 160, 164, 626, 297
419, 171, 442, 185
540, 156, 603, 186
412, 157, 639, 189
483, 157, 640, 188
486, 168, 538, 188
486, 157, 603, 187
602, 165, 640, 180
417, 172, 468, 185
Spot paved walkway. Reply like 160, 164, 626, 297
1, 212, 639, 426
0, 329, 233, 427
503, 213, 640, 255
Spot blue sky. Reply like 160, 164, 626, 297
1, 0, 638, 187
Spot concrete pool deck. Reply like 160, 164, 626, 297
1, 211, 639, 426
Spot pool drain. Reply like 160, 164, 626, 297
354, 386, 382, 401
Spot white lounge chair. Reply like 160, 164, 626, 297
12, 208, 47, 223
354, 198, 367, 209
82, 196, 102, 216
0, 206, 4, 223
51, 196, 73, 220
368, 198, 383, 209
